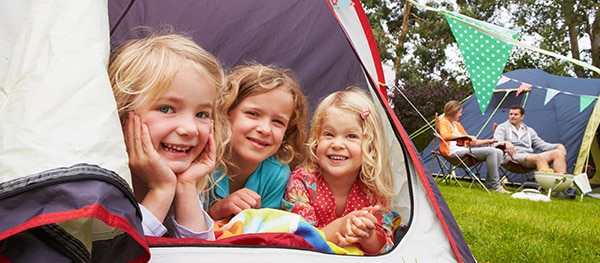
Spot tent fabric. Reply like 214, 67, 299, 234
0, 0, 131, 184
109, 0, 474, 262
0, 164, 149, 262
0, 0, 146, 261
422, 69, 600, 183
1, 0, 475, 262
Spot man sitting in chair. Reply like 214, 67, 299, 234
493, 105, 567, 174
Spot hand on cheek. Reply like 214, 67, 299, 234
126, 111, 176, 190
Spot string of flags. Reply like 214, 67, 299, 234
408, 0, 600, 114
497, 75, 598, 112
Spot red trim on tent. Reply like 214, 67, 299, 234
350, 0, 387, 99
0, 204, 150, 262
387, 107, 465, 263
326, 1, 465, 261
325, 0, 387, 100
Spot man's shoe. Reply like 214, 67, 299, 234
553, 188, 576, 199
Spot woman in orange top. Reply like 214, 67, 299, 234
438, 100, 509, 193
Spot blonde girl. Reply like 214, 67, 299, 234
110, 31, 225, 238
282, 87, 394, 255
205, 63, 309, 221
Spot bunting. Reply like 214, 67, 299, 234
497, 76, 510, 86
515, 83, 531, 96
502, 76, 598, 112
580, 96, 596, 112
442, 10, 518, 113
408, 0, 600, 113
543, 89, 560, 105
330, 0, 352, 8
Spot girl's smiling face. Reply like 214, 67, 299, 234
135, 66, 216, 174
228, 87, 294, 169
315, 107, 363, 181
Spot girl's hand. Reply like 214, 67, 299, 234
125, 112, 176, 222
335, 210, 377, 245
348, 211, 377, 237
176, 121, 216, 191
126, 112, 177, 191
208, 188, 261, 220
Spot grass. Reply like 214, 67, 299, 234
437, 182, 600, 263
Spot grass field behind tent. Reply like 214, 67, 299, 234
437, 183, 600, 262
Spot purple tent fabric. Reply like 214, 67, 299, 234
0, 164, 149, 262
109, 0, 369, 112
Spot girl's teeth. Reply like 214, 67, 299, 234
162, 143, 191, 152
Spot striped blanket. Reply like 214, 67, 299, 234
216, 208, 364, 255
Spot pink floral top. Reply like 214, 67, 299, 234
282, 166, 394, 254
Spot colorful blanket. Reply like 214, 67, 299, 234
215, 208, 364, 255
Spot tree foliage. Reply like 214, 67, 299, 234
361, 0, 600, 151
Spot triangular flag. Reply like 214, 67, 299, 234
330, 0, 352, 8
580, 96, 596, 112
497, 76, 510, 85
442, 10, 519, 114
516, 83, 531, 96
544, 89, 560, 105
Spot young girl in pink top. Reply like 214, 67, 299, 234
282, 88, 395, 255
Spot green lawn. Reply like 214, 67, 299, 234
437, 183, 600, 263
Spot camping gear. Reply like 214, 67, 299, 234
0, 0, 148, 261
421, 69, 600, 185
573, 173, 593, 200
431, 113, 489, 191
2, 0, 476, 262
510, 188, 551, 202
534, 172, 575, 198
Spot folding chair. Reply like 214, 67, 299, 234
500, 159, 537, 189
431, 113, 489, 192
493, 123, 537, 190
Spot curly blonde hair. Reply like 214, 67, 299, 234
214, 62, 309, 179
108, 30, 226, 193
307, 87, 394, 204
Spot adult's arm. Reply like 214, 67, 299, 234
529, 128, 559, 152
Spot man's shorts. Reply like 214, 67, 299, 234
502, 152, 550, 166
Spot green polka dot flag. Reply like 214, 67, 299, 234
442, 10, 519, 113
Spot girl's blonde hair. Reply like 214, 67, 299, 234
215, 62, 309, 178
307, 87, 394, 204
108, 30, 226, 192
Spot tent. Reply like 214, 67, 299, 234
0, 0, 148, 262
421, 69, 600, 184
1, 0, 474, 262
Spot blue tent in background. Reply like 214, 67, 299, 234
421, 69, 600, 183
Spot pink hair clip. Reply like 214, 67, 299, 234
360, 109, 370, 120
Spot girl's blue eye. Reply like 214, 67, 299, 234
158, 106, 172, 113
196, 112, 209, 118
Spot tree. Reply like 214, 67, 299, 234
390, 80, 470, 152
361, 0, 600, 151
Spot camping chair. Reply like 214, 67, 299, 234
431, 113, 489, 192
493, 123, 537, 190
